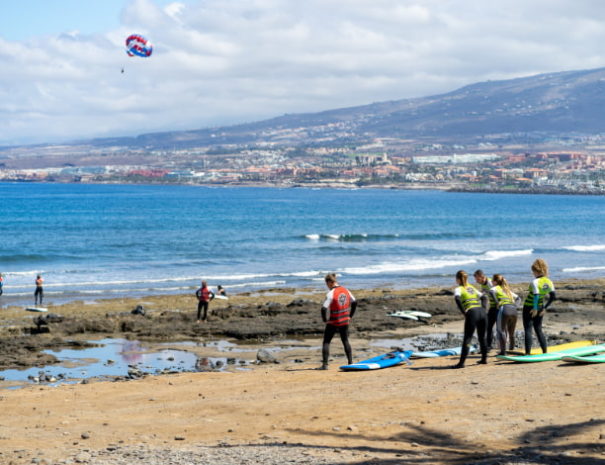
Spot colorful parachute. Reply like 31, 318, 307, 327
125, 34, 153, 58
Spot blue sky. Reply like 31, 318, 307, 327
1, 0, 605, 146
0, 1, 187, 40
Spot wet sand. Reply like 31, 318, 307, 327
0, 280, 604, 464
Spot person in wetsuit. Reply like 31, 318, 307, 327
523, 259, 555, 354
195, 280, 214, 322
453, 270, 488, 368
216, 285, 227, 297
319, 273, 357, 370
474, 269, 498, 350
34, 274, 44, 306
490, 274, 521, 356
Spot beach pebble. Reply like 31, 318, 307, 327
80, 432, 90, 440
74, 451, 91, 463
256, 349, 278, 364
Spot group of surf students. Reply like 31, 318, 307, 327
319, 258, 556, 370
453, 258, 555, 368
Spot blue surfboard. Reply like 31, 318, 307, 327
340, 350, 413, 371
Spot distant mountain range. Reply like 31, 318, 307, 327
23, 66, 605, 150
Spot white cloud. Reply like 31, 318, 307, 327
1, 0, 605, 145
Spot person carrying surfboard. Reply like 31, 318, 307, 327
195, 280, 215, 322
319, 273, 357, 370
490, 274, 521, 355
523, 258, 555, 354
453, 270, 488, 368
473, 269, 498, 350
34, 275, 44, 306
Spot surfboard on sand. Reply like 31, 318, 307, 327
388, 310, 432, 320
496, 344, 605, 363
411, 345, 476, 358
213, 295, 228, 300
26, 307, 48, 312
340, 350, 413, 371
561, 353, 605, 364
507, 340, 595, 355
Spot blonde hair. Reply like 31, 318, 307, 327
531, 258, 549, 277
492, 274, 513, 300
455, 270, 468, 287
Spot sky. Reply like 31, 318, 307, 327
1, 0, 605, 146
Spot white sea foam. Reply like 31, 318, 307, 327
305, 234, 320, 240
342, 257, 478, 275
340, 249, 534, 276
224, 280, 287, 289
562, 245, 605, 252
562, 266, 605, 273
481, 249, 533, 261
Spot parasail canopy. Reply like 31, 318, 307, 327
125, 34, 153, 58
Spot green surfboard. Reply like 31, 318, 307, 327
496, 344, 605, 363
561, 353, 605, 364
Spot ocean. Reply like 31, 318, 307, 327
0, 182, 604, 307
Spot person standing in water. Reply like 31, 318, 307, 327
473, 270, 498, 350
490, 274, 520, 355
0, 273, 4, 296
453, 270, 488, 368
319, 273, 357, 370
34, 274, 44, 306
195, 280, 214, 322
523, 258, 555, 354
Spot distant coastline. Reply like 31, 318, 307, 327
4, 178, 605, 196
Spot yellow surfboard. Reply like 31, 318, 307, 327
507, 340, 595, 355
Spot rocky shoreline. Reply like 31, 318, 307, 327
1, 279, 603, 377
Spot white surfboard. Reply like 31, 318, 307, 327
214, 295, 228, 300
26, 307, 48, 312
408, 311, 432, 318
388, 310, 432, 320
387, 311, 418, 321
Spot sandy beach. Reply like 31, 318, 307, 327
0, 280, 604, 464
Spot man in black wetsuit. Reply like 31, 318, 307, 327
319, 273, 357, 370
34, 275, 44, 306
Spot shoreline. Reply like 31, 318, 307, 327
4, 178, 605, 196
1, 278, 603, 373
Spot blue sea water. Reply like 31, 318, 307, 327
0, 182, 604, 307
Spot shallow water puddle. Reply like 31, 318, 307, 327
370, 333, 461, 351
0, 338, 249, 389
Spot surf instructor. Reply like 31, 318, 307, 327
319, 273, 357, 370
195, 280, 214, 322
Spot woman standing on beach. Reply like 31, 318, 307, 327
523, 259, 555, 354
490, 274, 520, 355
453, 270, 488, 368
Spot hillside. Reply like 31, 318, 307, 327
109, 66, 605, 149
5, 66, 605, 153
